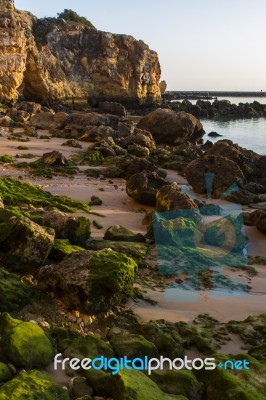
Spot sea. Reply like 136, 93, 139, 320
178, 96, 266, 155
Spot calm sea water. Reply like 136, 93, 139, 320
183, 97, 266, 105
201, 117, 266, 155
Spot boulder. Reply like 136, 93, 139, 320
185, 155, 244, 198
128, 144, 150, 157
40, 151, 69, 166
104, 225, 146, 243
126, 170, 168, 206
116, 156, 166, 180
137, 109, 204, 145
0, 313, 54, 369
0, 267, 37, 312
0, 370, 70, 400
0, 210, 54, 271
80, 125, 115, 142
30, 112, 68, 130
113, 369, 175, 400
109, 331, 159, 359
37, 249, 137, 313
0, 362, 12, 383
156, 183, 198, 212
99, 101, 127, 117
255, 211, 266, 234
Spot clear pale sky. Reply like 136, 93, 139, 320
14, 0, 266, 91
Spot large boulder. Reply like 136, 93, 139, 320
104, 225, 146, 243
37, 249, 137, 313
0, 267, 37, 312
0, 314, 54, 369
137, 109, 204, 145
40, 151, 69, 166
126, 170, 168, 206
109, 330, 159, 359
0, 210, 54, 271
185, 155, 245, 198
0, 370, 69, 400
156, 183, 198, 212
113, 369, 175, 400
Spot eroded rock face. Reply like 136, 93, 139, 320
0, 1, 161, 105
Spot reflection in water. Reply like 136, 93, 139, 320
201, 117, 266, 155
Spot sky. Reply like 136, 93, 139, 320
14, 0, 266, 91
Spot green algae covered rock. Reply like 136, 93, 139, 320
113, 369, 179, 400
0, 314, 54, 369
196, 354, 266, 400
110, 332, 159, 359
0, 370, 70, 400
38, 249, 137, 313
63, 216, 91, 246
88, 249, 137, 311
104, 225, 146, 243
50, 239, 85, 261
0, 210, 54, 271
85, 369, 113, 397
150, 370, 203, 399
85, 239, 148, 267
0, 177, 90, 213
0, 267, 37, 312
0, 363, 12, 383
63, 334, 115, 360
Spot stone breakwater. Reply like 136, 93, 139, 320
0, 0, 161, 105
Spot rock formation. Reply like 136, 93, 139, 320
0, 0, 161, 105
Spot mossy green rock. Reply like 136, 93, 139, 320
0, 177, 90, 213
0, 370, 70, 400
50, 239, 85, 261
85, 369, 113, 397
0, 363, 12, 383
84, 150, 104, 165
150, 370, 202, 399
113, 369, 179, 400
0, 267, 37, 312
64, 334, 115, 360
63, 216, 91, 246
88, 249, 137, 311
196, 354, 266, 400
0, 211, 54, 271
104, 225, 146, 243
110, 332, 159, 359
0, 314, 54, 369
85, 239, 148, 267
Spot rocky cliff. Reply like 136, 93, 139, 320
0, 0, 161, 105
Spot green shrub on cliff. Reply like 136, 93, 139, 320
57, 9, 96, 29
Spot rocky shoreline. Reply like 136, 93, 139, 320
0, 97, 265, 399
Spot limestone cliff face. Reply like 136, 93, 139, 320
0, 0, 161, 104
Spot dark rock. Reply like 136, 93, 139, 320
104, 225, 146, 243
185, 155, 244, 198
99, 101, 127, 117
126, 170, 168, 206
40, 151, 69, 166
137, 108, 204, 145
208, 131, 222, 137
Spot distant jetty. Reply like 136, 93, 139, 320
164, 91, 266, 101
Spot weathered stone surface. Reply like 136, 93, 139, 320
185, 155, 245, 198
37, 249, 137, 313
0, 1, 161, 105
126, 170, 168, 206
156, 183, 198, 212
40, 151, 69, 166
137, 109, 204, 145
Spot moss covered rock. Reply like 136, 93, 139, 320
196, 354, 266, 400
113, 369, 178, 400
0, 267, 37, 312
85, 239, 148, 266
0, 314, 54, 369
63, 216, 91, 246
110, 331, 159, 359
38, 249, 137, 313
0, 363, 12, 383
0, 211, 54, 271
104, 225, 146, 243
0, 177, 90, 213
150, 370, 202, 399
0, 370, 70, 400
50, 239, 85, 261
63, 334, 115, 360
85, 369, 113, 397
